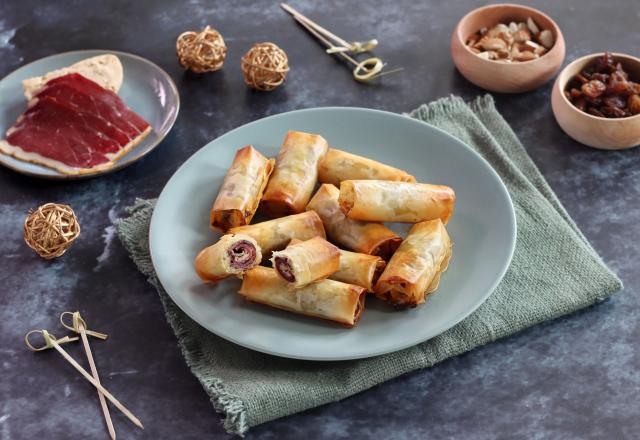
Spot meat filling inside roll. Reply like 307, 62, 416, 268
228, 240, 258, 270
228, 210, 326, 258
274, 256, 296, 282
195, 234, 262, 283
271, 236, 340, 288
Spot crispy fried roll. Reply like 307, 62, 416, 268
194, 234, 262, 282
374, 219, 452, 307
210, 146, 274, 231
332, 249, 385, 292
260, 131, 329, 217
289, 238, 385, 292
339, 180, 455, 224
239, 266, 366, 327
305, 184, 402, 259
318, 148, 416, 186
228, 211, 325, 256
271, 237, 340, 288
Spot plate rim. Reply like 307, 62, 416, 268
150, 106, 517, 361
0, 49, 180, 180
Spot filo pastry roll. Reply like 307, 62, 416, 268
374, 219, 452, 307
194, 234, 262, 282
271, 237, 340, 289
260, 131, 329, 217
239, 266, 366, 327
318, 148, 416, 186
305, 184, 402, 259
339, 180, 455, 224
333, 249, 385, 292
210, 146, 274, 231
289, 238, 385, 292
228, 210, 325, 256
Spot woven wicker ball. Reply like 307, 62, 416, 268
24, 203, 80, 260
240, 42, 289, 91
176, 26, 227, 73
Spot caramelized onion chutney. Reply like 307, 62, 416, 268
564, 52, 640, 118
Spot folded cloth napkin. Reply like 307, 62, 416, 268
116, 95, 622, 436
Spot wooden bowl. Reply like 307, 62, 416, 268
551, 53, 640, 150
451, 3, 565, 93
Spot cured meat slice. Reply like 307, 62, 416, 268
34, 81, 139, 139
7, 96, 122, 164
0, 72, 151, 175
40, 73, 148, 134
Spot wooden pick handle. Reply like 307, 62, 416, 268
79, 324, 116, 439
60, 311, 115, 438
49, 339, 143, 430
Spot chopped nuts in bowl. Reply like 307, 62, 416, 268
466, 18, 554, 63
451, 3, 565, 93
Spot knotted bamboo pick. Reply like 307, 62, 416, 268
25, 329, 143, 431
283, 3, 377, 54
281, 3, 403, 82
60, 312, 115, 440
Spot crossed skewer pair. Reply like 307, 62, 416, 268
25, 312, 142, 439
281, 3, 403, 82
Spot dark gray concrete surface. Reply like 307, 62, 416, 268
1, 1, 638, 438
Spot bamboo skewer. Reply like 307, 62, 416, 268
293, 14, 374, 70
281, 3, 375, 52
295, 14, 402, 80
50, 337, 143, 430
75, 316, 116, 439
60, 312, 115, 439
280, 3, 403, 81
25, 329, 143, 431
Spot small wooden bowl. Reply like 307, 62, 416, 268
551, 53, 640, 150
451, 3, 565, 93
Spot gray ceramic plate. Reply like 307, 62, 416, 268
0, 50, 179, 179
150, 107, 516, 361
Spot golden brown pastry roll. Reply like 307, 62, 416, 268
339, 180, 455, 224
288, 238, 385, 292
260, 131, 329, 217
318, 148, 416, 186
271, 237, 340, 289
238, 266, 366, 327
194, 234, 262, 283
305, 184, 402, 259
374, 219, 452, 307
210, 146, 274, 231
332, 249, 385, 292
228, 211, 325, 256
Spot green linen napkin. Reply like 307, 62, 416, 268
115, 95, 622, 436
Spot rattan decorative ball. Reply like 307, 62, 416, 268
240, 42, 289, 91
24, 203, 81, 260
176, 26, 227, 73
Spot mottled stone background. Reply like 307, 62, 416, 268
1, 1, 638, 439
